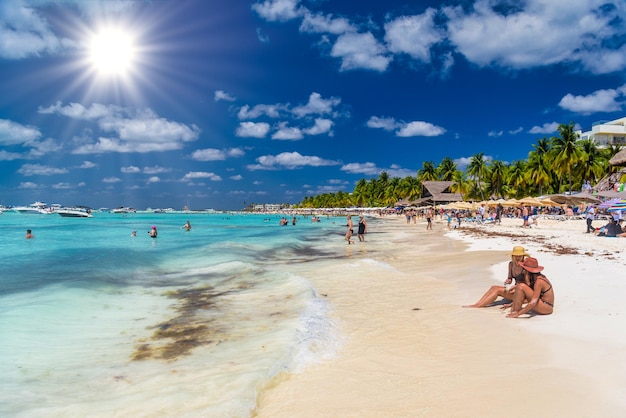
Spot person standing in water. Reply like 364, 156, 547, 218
148, 226, 158, 238
345, 215, 354, 244
357, 214, 367, 242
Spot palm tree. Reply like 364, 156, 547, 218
576, 139, 607, 187
437, 157, 457, 181
487, 160, 508, 198
507, 160, 527, 198
417, 161, 438, 182
526, 137, 552, 196
450, 170, 470, 198
397, 176, 421, 200
352, 178, 368, 207
467, 152, 488, 200
551, 122, 583, 193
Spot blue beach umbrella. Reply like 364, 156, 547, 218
599, 198, 621, 209
606, 200, 626, 211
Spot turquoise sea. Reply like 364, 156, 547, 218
0, 211, 343, 417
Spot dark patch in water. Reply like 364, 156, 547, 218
131, 286, 234, 361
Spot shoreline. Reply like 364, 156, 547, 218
255, 215, 626, 417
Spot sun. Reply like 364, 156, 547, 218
89, 28, 135, 75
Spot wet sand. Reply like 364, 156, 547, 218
255, 215, 626, 417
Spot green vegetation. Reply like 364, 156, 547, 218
297, 122, 623, 208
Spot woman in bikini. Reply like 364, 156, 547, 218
463, 246, 530, 308
507, 257, 554, 318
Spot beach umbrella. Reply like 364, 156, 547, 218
518, 196, 543, 206
606, 200, 626, 212
545, 193, 601, 205
540, 198, 560, 207
501, 198, 520, 207
599, 198, 622, 209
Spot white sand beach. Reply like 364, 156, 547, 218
255, 215, 626, 417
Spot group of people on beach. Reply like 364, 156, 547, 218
464, 246, 555, 318
345, 214, 367, 244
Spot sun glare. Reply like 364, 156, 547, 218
89, 28, 135, 75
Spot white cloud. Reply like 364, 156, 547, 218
0, 0, 75, 59
182, 172, 222, 181
236, 122, 271, 138
41, 102, 200, 154
341, 162, 414, 178
384, 9, 442, 62
488, 131, 504, 137
292, 92, 341, 117
0, 119, 42, 145
367, 116, 445, 137
331, 32, 391, 72
252, 0, 303, 22
0, 150, 23, 160
271, 123, 303, 140
121, 166, 141, 173
300, 11, 356, 35
191, 147, 245, 161
529, 122, 561, 134
19, 181, 38, 189
79, 161, 97, 169
214, 90, 236, 102
146, 176, 160, 184
248, 151, 340, 170
396, 121, 446, 137
238, 104, 284, 119
51, 182, 73, 189
143, 166, 171, 174
509, 127, 524, 135
230, 175, 243, 180
103, 177, 121, 183
443, 0, 626, 73
17, 163, 67, 176
366, 116, 400, 131
559, 85, 626, 114
303, 118, 333, 135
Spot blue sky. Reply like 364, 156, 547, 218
1, 0, 625, 210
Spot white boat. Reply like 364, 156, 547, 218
12, 201, 51, 215
56, 206, 93, 218
111, 206, 136, 214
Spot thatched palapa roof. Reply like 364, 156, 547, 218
417, 181, 463, 205
609, 149, 626, 166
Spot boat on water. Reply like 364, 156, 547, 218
56, 206, 93, 218
12, 201, 52, 215
111, 206, 137, 214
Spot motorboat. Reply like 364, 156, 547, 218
56, 206, 93, 218
111, 206, 136, 214
12, 201, 52, 214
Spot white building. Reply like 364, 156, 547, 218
578, 116, 626, 147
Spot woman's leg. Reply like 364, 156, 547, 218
464, 285, 509, 308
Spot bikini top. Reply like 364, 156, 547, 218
508, 261, 526, 283
537, 276, 553, 297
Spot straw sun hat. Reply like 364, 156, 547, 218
510, 246, 529, 257
518, 257, 544, 273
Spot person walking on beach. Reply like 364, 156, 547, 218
507, 257, 554, 318
585, 206, 595, 233
345, 215, 354, 244
25, 229, 34, 239
426, 207, 434, 230
357, 214, 367, 242
463, 246, 530, 308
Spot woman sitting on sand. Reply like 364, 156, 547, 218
463, 246, 530, 308
507, 257, 554, 318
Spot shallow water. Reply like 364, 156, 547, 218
0, 211, 342, 417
